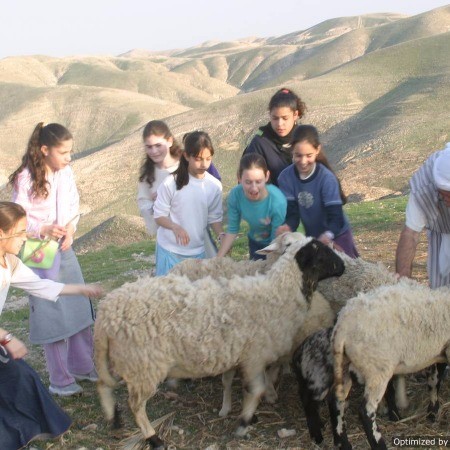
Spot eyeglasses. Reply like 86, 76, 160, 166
0, 230, 28, 240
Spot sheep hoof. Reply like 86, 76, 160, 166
218, 407, 230, 417
112, 405, 122, 429
234, 426, 248, 438
146, 435, 165, 450
426, 401, 439, 421
263, 390, 278, 404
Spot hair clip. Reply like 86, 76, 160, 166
281, 89, 290, 94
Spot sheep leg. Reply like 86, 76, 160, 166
331, 373, 353, 450
394, 375, 409, 410
219, 369, 235, 417
359, 380, 388, 450
426, 363, 447, 420
263, 363, 280, 403
98, 381, 122, 429
384, 377, 401, 421
128, 383, 164, 450
328, 391, 352, 450
235, 371, 265, 437
300, 380, 324, 444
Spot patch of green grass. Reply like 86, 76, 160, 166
345, 196, 408, 230
78, 240, 156, 289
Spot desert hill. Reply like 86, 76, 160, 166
0, 5, 449, 236
73, 214, 147, 254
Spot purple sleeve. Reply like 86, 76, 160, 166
207, 163, 221, 181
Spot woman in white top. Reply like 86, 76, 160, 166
0, 201, 102, 450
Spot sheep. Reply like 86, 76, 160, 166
170, 233, 405, 420
168, 231, 305, 280
94, 237, 345, 449
292, 327, 402, 448
332, 280, 450, 450
218, 289, 336, 418
316, 250, 399, 314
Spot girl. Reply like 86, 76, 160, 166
217, 153, 287, 260
137, 120, 182, 237
0, 201, 102, 450
137, 120, 221, 256
242, 88, 306, 186
9, 122, 98, 397
154, 131, 223, 275
277, 125, 359, 258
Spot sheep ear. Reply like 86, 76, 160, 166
256, 241, 280, 255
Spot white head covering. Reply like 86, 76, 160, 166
433, 143, 450, 191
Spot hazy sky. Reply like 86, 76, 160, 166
1, 0, 448, 59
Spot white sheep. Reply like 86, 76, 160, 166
332, 280, 450, 450
168, 231, 305, 279
95, 237, 345, 449
218, 290, 335, 418
316, 250, 399, 314
170, 233, 405, 420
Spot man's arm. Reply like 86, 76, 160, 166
395, 225, 421, 278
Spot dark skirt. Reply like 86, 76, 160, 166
334, 228, 360, 259
0, 347, 72, 450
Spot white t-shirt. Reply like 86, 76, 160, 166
154, 172, 223, 255
405, 194, 427, 232
0, 255, 64, 315
137, 163, 179, 236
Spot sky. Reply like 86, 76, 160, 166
1, 0, 448, 59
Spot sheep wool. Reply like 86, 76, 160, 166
332, 279, 450, 450
95, 237, 345, 449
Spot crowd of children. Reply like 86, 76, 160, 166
0, 87, 359, 448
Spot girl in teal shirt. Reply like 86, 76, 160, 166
218, 153, 287, 260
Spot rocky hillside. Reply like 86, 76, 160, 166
0, 5, 449, 234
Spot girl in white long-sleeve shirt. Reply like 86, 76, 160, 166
0, 201, 102, 449
154, 131, 223, 275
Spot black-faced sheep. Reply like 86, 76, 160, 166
332, 280, 450, 450
94, 238, 345, 449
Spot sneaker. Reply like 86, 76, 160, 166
49, 382, 83, 397
71, 368, 98, 382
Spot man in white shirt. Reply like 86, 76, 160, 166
395, 143, 450, 289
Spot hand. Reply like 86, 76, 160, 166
172, 224, 190, 246
318, 232, 333, 246
60, 223, 75, 251
4, 336, 28, 360
41, 224, 67, 241
276, 225, 292, 237
83, 284, 103, 298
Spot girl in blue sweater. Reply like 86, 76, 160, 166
277, 125, 359, 258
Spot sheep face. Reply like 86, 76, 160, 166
295, 240, 345, 302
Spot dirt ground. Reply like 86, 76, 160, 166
12, 227, 449, 450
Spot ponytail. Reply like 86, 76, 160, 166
269, 88, 306, 119
9, 122, 72, 198
175, 131, 214, 190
